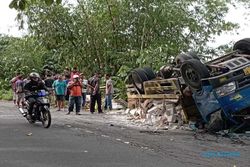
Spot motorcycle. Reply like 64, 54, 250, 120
20, 90, 51, 128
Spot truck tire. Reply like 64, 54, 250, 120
143, 67, 156, 80
181, 59, 210, 90
186, 51, 200, 60
126, 74, 133, 84
131, 68, 149, 94
233, 38, 250, 54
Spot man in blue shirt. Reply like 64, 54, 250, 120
53, 75, 67, 111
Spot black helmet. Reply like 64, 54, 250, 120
29, 72, 40, 81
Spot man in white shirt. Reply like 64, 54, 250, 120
104, 74, 114, 110
80, 73, 88, 109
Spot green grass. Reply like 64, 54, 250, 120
0, 89, 13, 101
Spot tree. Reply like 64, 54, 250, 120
0, 35, 48, 89
9, 0, 62, 10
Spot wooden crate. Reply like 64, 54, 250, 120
126, 78, 181, 109
126, 84, 138, 94
143, 78, 181, 95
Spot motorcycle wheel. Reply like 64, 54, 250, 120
41, 107, 51, 128
26, 112, 35, 124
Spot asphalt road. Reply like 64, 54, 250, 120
0, 101, 249, 167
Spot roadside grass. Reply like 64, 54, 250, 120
0, 89, 13, 101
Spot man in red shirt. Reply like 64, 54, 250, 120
66, 75, 82, 115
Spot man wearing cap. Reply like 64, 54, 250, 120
66, 74, 82, 115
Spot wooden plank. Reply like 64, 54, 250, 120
126, 84, 134, 88
127, 94, 179, 99
127, 87, 137, 92
144, 78, 178, 84
144, 86, 176, 91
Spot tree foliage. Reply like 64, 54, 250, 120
9, 0, 62, 10
21, 0, 240, 70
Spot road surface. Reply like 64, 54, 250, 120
0, 101, 249, 167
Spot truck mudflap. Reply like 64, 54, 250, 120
192, 85, 221, 122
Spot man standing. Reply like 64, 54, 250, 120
10, 72, 20, 105
44, 74, 55, 105
15, 75, 26, 116
44, 74, 55, 89
64, 74, 71, 101
104, 74, 114, 111
67, 75, 82, 115
53, 75, 67, 111
80, 73, 88, 110
89, 72, 103, 114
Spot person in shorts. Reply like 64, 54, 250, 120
10, 72, 20, 105
80, 73, 88, 110
53, 75, 67, 111
15, 75, 25, 106
64, 74, 71, 101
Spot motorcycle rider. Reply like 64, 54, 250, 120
24, 72, 48, 118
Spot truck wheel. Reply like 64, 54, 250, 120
126, 74, 133, 84
143, 67, 156, 80
131, 68, 149, 94
233, 38, 250, 54
181, 59, 210, 90
186, 51, 200, 60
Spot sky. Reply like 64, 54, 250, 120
0, 0, 249, 47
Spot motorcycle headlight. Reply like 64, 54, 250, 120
215, 81, 236, 97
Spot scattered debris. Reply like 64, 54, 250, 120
101, 135, 110, 138
139, 130, 163, 135
26, 132, 32, 136
66, 124, 72, 128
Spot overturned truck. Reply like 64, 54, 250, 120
126, 38, 250, 132
180, 38, 250, 132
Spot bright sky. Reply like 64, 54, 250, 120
0, 0, 24, 37
0, 0, 249, 47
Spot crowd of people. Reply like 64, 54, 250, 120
10, 67, 114, 116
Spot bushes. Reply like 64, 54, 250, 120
0, 89, 13, 101
0, 78, 13, 100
